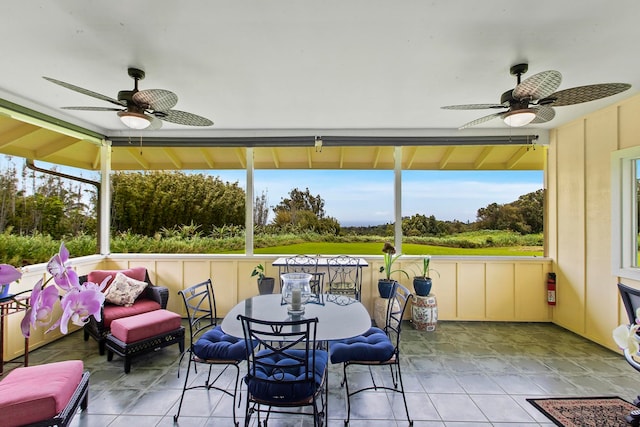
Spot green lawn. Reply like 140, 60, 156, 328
247, 242, 543, 256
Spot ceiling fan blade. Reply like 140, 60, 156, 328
61, 106, 123, 111
442, 103, 507, 110
541, 83, 631, 106
133, 89, 178, 112
43, 76, 125, 108
146, 114, 163, 130
459, 112, 503, 129
512, 70, 562, 101
530, 105, 556, 124
157, 109, 213, 126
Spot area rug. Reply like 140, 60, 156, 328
527, 396, 638, 427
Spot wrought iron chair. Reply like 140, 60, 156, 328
174, 279, 255, 426
238, 314, 328, 427
285, 255, 325, 296
329, 281, 413, 426
617, 283, 640, 426
327, 255, 362, 301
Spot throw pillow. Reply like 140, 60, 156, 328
104, 272, 148, 307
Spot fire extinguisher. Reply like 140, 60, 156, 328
547, 272, 556, 305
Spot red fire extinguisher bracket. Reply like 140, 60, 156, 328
547, 272, 556, 305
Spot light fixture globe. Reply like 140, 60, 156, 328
503, 108, 536, 127
118, 111, 151, 129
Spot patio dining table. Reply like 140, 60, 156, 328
220, 293, 371, 342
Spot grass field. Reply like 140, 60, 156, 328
0, 231, 544, 265
249, 242, 543, 256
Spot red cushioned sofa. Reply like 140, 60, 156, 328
79, 267, 169, 355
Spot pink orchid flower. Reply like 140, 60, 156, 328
56, 284, 106, 334
47, 242, 79, 291
20, 279, 60, 338
0, 264, 22, 285
20, 243, 109, 338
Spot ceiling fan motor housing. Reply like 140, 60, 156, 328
500, 90, 529, 111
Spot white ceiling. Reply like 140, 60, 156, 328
1, 0, 638, 140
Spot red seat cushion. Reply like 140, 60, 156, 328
88, 267, 147, 291
0, 360, 83, 427
102, 298, 162, 328
110, 309, 182, 343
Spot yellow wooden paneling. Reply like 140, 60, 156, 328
3, 255, 553, 361
457, 263, 486, 320
155, 261, 183, 315
210, 260, 238, 316
619, 95, 640, 150
514, 263, 551, 321
554, 120, 586, 332
486, 263, 514, 320
584, 108, 620, 343
430, 262, 457, 319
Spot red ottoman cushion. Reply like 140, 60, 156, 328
103, 298, 162, 327
110, 309, 182, 343
0, 360, 83, 427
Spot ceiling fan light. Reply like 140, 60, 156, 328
503, 109, 536, 127
118, 111, 151, 129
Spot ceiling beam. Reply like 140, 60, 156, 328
127, 148, 150, 169
234, 148, 246, 168
439, 146, 456, 169
35, 135, 79, 159
506, 146, 531, 169
474, 146, 494, 169
0, 122, 41, 148
270, 147, 280, 168
200, 148, 216, 168
406, 146, 419, 169
107, 134, 540, 148
373, 146, 382, 168
164, 148, 183, 169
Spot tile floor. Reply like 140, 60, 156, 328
6, 321, 639, 426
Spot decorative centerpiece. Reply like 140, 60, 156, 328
281, 272, 312, 315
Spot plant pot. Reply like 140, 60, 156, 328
257, 277, 275, 295
413, 277, 433, 297
378, 279, 396, 299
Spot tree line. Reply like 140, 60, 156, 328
0, 161, 543, 239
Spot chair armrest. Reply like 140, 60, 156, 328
145, 285, 169, 309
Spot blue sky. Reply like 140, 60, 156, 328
213, 169, 543, 226
1, 155, 543, 227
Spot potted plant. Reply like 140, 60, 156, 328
378, 242, 409, 298
251, 263, 275, 295
412, 255, 439, 296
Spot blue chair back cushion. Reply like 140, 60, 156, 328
193, 326, 248, 360
329, 327, 394, 364
245, 349, 328, 402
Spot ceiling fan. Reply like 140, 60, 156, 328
43, 67, 213, 130
442, 63, 631, 129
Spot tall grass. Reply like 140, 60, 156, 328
0, 229, 543, 265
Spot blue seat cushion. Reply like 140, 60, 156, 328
329, 327, 394, 364
193, 325, 249, 361
245, 349, 328, 402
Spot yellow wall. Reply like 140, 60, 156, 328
3, 255, 552, 362
550, 92, 640, 350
